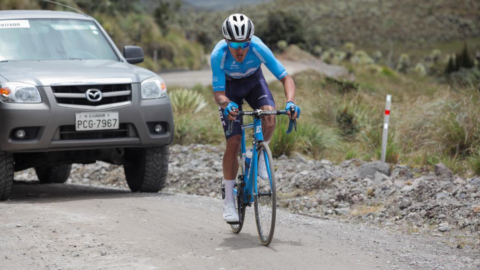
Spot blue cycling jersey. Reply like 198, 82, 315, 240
210, 36, 288, 92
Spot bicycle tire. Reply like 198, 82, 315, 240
230, 191, 246, 233
254, 142, 276, 246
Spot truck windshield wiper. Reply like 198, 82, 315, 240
67, 58, 84, 60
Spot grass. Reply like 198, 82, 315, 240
167, 47, 480, 177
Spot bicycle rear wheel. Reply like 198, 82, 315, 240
254, 142, 276, 246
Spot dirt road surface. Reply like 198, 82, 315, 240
1, 182, 477, 270
160, 60, 348, 88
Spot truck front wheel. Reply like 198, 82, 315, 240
0, 152, 14, 201
124, 146, 169, 192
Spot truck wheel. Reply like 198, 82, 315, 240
35, 164, 72, 184
124, 146, 169, 192
0, 152, 14, 201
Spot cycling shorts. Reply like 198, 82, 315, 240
218, 68, 275, 140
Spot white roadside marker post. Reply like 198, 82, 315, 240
381, 95, 392, 163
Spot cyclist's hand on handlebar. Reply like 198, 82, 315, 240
285, 102, 301, 120
224, 101, 239, 120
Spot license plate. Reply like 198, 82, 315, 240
75, 112, 119, 131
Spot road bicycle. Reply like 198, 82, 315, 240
222, 106, 297, 246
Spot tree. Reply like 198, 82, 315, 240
257, 10, 305, 49
154, 0, 182, 31
457, 42, 475, 69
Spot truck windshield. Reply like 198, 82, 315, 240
0, 19, 119, 61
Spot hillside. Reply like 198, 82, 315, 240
179, 0, 480, 55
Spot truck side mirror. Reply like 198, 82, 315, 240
124, 46, 144, 64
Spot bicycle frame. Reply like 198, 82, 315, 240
236, 115, 272, 204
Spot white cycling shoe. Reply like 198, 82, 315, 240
223, 203, 239, 222
258, 152, 269, 180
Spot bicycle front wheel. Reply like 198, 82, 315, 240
230, 181, 246, 233
254, 142, 276, 246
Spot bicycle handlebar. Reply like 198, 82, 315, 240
225, 108, 298, 136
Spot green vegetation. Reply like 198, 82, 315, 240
5, 0, 480, 176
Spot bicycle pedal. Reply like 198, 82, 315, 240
227, 221, 241, 225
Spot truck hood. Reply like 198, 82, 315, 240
0, 60, 159, 86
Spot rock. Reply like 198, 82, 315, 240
358, 161, 390, 179
294, 153, 308, 163
366, 187, 375, 197
401, 185, 413, 193
436, 192, 450, 200
394, 180, 406, 188
278, 155, 288, 160
361, 178, 373, 187
470, 178, 480, 187
391, 165, 414, 179
438, 223, 450, 232
320, 159, 333, 166
473, 205, 480, 213
341, 159, 356, 168
453, 177, 467, 186
334, 207, 350, 215
373, 172, 390, 184
399, 199, 412, 210
434, 163, 453, 178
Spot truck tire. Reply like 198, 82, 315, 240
124, 146, 169, 192
35, 164, 72, 184
0, 152, 14, 201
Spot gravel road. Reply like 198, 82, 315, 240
1, 182, 478, 270
160, 60, 348, 87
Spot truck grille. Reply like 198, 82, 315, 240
52, 84, 132, 108
58, 123, 136, 140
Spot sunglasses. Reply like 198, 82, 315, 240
228, 41, 251, 50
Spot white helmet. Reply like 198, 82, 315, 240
222, 13, 254, 41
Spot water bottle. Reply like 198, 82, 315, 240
245, 148, 252, 175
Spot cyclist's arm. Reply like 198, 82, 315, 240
281, 75, 296, 103
251, 36, 288, 81
210, 47, 237, 119
211, 44, 227, 92
214, 91, 230, 109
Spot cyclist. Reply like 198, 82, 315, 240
211, 13, 300, 222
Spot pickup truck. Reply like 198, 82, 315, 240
0, 10, 174, 200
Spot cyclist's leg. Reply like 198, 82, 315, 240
219, 78, 247, 222
244, 71, 276, 142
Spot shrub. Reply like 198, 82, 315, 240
313, 46, 323, 57
296, 125, 339, 160
351, 51, 374, 65
336, 106, 358, 138
448, 68, 480, 89
468, 149, 480, 176
396, 54, 410, 73
414, 63, 427, 76
343, 42, 355, 60
271, 117, 298, 157
430, 49, 442, 64
325, 77, 359, 94
373, 50, 383, 63
277, 40, 288, 52
169, 88, 208, 115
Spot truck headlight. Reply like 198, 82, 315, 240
0, 82, 42, 103
141, 77, 167, 99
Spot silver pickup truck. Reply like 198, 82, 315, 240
0, 10, 174, 200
